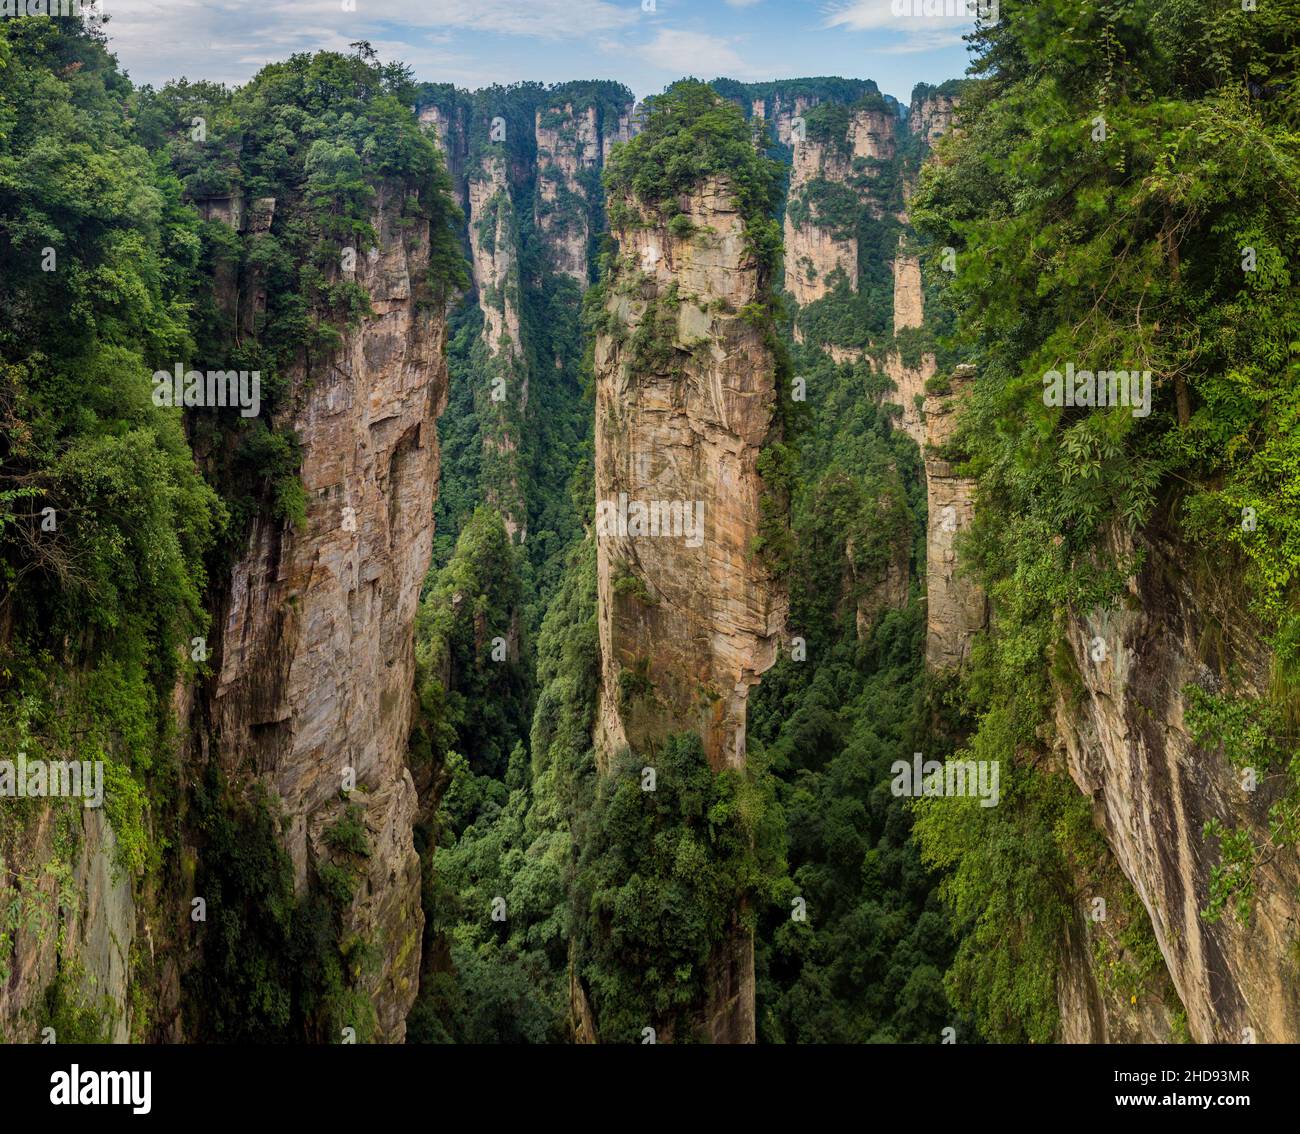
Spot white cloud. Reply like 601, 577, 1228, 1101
101, 0, 641, 87
631, 28, 765, 79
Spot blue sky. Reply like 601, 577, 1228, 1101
102, 0, 977, 102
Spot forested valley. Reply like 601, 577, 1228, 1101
1, 3, 1298, 1048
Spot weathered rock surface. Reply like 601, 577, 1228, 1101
909, 90, 960, 147
783, 107, 895, 307
418, 102, 468, 210
468, 154, 523, 363
923, 365, 987, 670
591, 177, 787, 1043
1056, 895, 1181, 1043
1053, 527, 1300, 1042
212, 179, 447, 1043
535, 100, 638, 283
466, 152, 528, 539
878, 241, 935, 446
0, 807, 136, 1042
594, 178, 787, 774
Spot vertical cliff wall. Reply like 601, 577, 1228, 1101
534, 96, 640, 284
593, 178, 787, 774
1051, 528, 1300, 1042
922, 366, 987, 670
591, 174, 787, 1043
211, 180, 447, 1043
1, 807, 138, 1041
465, 152, 528, 539
908, 89, 960, 147
783, 105, 895, 308
534, 103, 600, 284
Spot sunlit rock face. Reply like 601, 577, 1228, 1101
213, 181, 448, 1042
591, 177, 788, 1044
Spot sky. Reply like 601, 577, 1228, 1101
95, 0, 979, 103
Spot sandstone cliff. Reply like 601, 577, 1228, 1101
1, 806, 137, 1041
535, 102, 600, 283
593, 178, 787, 774
591, 177, 788, 1043
922, 365, 987, 670
878, 241, 936, 446
534, 99, 636, 284
466, 152, 528, 539
1052, 527, 1300, 1042
909, 89, 960, 147
211, 179, 447, 1043
418, 102, 468, 211
783, 106, 894, 307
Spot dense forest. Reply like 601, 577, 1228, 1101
1, 2, 1298, 1050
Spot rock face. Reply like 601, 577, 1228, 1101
212, 179, 447, 1043
909, 90, 960, 147
783, 107, 894, 307
877, 246, 937, 446
751, 92, 820, 146
591, 177, 787, 1043
466, 152, 528, 539
594, 177, 787, 774
601, 104, 640, 165
923, 365, 987, 670
534, 100, 635, 283
468, 154, 524, 365
0, 808, 136, 1042
535, 103, 600, 283
1055, 886, 1179, 1043
1052, 526, 1300, 1043
418, 102, 467, 210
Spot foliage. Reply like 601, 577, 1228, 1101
909, 0, 1300, 1031
572, 734, 787, 1043
604, 80, 784, 276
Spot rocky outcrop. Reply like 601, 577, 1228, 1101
878, 244, 936, 446
466, 152, 527, 539
783, 106, 895, 307
909, 90, 960, 147
594, 177, 787, 774
535, 100, 635, 283
591, 177, 787, 1043
211, 179, 447, 1043
923, 365, 987, 670
1052, 526, 1300, 1043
